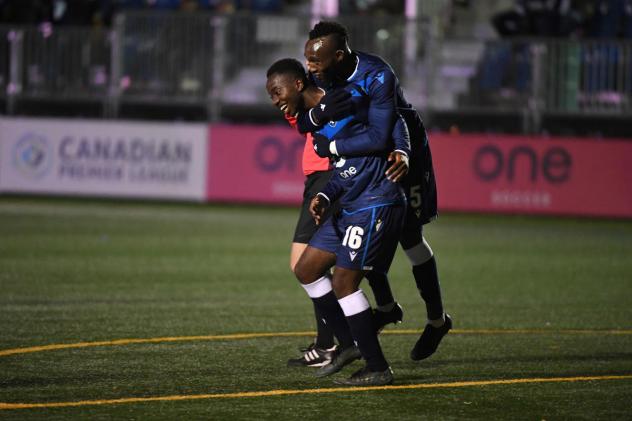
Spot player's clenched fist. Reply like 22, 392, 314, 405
312, 133, 333, 158
310, 88, 354, 125
385, 151, 409, 182
309, 193, 329, 225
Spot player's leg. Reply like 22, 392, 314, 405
400, 225, 452, 361
365, 271, 403, 332
325, 203, 405, 385
401, 130, 451, 360
331, 267, 392, 386
294, 222, 358, 357
288, 171, 337, 367
288, 242, 336, 367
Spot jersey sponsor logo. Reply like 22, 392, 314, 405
339, 166, 357, 179
335, 157, 358, 179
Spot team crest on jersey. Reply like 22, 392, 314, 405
375, 219, 383, 232
328, 121, 337, 127
334, 157, 346, 168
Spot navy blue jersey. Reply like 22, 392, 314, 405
313, 53, 407, 211
299, 51, 424, 158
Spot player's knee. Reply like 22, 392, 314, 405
404, 237, 434, 266
331, 280, 355, 298
399, 228, 422, 250
293, 260, 312, 284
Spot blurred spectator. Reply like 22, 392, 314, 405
351, 0, 404, 15
234, 0, 281, 13
492, 0, 582, 38
583, 0, 632, 39
625, 0, 632, 38
0, 0, 52, 24
52, 0, 100, 26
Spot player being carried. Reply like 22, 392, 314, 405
294, 21, 452, 364
274, 35, 416, 384
266, 58, 410, 370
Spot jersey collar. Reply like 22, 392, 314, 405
346, 53, 360, 82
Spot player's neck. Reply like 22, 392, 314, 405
337, 52, 358, 82
303, 86, 325, 109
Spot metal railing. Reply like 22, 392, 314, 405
0, 27, 9, 103
1, 12, 631, 130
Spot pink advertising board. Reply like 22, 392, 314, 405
207, 124, 305, 204
207, 124, 632, 218
431, 133, 632, 218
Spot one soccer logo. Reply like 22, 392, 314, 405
12, 132, 52, 180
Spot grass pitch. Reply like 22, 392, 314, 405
0, 197, 630, 420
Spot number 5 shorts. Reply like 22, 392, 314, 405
309, 202, 406, 274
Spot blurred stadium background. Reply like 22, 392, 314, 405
0, 0, 631, 215
1, 0, 632, 133
0, 0, 631, 419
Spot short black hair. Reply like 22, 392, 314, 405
309, 21, 349, 51
266, 58, 308, 85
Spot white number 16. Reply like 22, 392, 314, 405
342, 226, 364, 249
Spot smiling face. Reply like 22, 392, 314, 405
304, 35, 344, 84
265, 72, 304, 117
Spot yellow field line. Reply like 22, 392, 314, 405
1, 328, 630, 358
1, 375, 630, 410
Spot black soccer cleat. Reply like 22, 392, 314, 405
287, 343, 336, 368
410, 313, 452, 361
334, 365, 394, 386
314, 345, 362, 377
373, 303, 404, 333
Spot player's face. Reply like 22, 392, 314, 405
304, 36, 342, 84
266, 73, 303, 117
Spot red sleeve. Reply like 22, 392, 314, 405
285, 114, 298, 129
284, 114, 329, 175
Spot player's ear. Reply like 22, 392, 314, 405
296, 78, 305, 92
335, 50, 345, 62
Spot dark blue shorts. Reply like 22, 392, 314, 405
293, 170, 336, 243
309, 202, 406, 274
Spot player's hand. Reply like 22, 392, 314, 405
309, 194, 329, 225
311, 89, 354, 124
312, 133, 333, 158
385, 151, 409, 182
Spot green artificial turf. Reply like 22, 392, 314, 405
0, 197, 630, 420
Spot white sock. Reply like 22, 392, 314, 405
338, 290, 370, 317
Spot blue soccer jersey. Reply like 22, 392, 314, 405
311, 53, 409, 211
300, 50, 437, 222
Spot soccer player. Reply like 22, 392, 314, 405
266, 58, 410, 369
289, 33, 419, 384
297, 21, 452, 362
